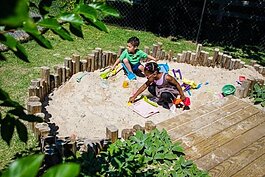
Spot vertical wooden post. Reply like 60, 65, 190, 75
144, 46, 150, 55
56, 66, 62, 87
72, 54, 80, 73
190, 53, 196, 65
176, 53, 182, 63
80, 60, 87, 72
133, 124, 145, 133
28, 86, 40, 97
195, 44, 202, 61
89, 53, 95, 72
185, 51, 191, 64
102, 53, 106, 69
27, 101, 42, 130
111, 52, 117, 65
167, 50, 173, 62
54, 74, 59, 89
221, 54, 227, 68
212, 48, 219, 68
65, 67, 70, 81
108, 52, 113, 66
241, 79, 252, 98
229, 59, 236, 70
152, 44, 158, 58
95, 48, 102, 69
216, 52, 223, 68
49, 74, 55, 91
72, 61, 76, 74
92, 50, 99, 70
117, 46, 125, 57
145, 121, 156, 132
61, 66, 66, 84
64, 57, 72, 76
106, 125, 118, 143
203, 51, 209, 66
181, 51, 187, 63
239, 61, 245, 69
225, 55, 232, 69
41, 66, 50, 93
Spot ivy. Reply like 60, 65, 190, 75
250, 83, 265, 107
76, 129, 209, 177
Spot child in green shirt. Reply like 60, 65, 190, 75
112, 36, 157, 76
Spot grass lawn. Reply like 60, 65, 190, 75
0, 24, 260, 170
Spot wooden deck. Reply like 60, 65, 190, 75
157, 96, 265, 177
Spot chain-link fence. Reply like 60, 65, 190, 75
105, 0, 265, 49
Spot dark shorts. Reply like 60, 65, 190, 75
131, 62, 142, 72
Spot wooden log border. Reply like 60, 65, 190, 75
25, 44, 264, 160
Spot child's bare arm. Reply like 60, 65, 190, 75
129, 80, 151, 103
166, 75, 186, 100
146, 55, 157, 62
111, 58, 120, 70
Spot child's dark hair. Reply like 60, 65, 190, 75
144, 62, 160, 73
127, 36, 140, 47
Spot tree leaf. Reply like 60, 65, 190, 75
93, 3, 120, 18
42, 163, 80, 177
69, 23, 83, 38
1, 154, 44, 177
154, 153, 164, 160
0, 0, 29, 27
15, 119, 28, 143
254, 97, 263, 104
8, 109, 43, 123
38, 18, 61, 29
1, 114, 15, 145
52, 27, 73, 41
13, 42, 29, 62
75, 4, 97, 22
91, 20, 109, 33
0, 88, 10, 100
23, 19, 53, 49
0, 33, 29, 62
58, 13, 84, 26
164, 153, 177, 160
0, 33, 18, 51
38, 18, 73, 41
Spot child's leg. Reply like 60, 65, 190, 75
122, 58, 133, 72
148, 84, 156, 96
138, 64, 144, 73
159, 92, 174, 109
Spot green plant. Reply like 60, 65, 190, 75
250, 83, 265, 107
77, 129, 209, 176
0, 154, 80, 177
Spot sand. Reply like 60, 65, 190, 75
45, 61, 265, 140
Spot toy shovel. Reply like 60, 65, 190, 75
121, 63, 136, 80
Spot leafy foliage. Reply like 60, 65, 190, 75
1, 154, 80, 177
0, 0, 120, 61
0, 0, 120, 145
0, 89, 43, 145
250, 83, 265, 107
76, 129, 209, 177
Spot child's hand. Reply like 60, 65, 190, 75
128, 96, 136, 103
180, 95, 186, 101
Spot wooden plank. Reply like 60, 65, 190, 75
176, 105, 259, 148
157, 96, 237, 130
168, 100, 249, 142
232, 153, 265, 177
195, 121, 265, 170
209, 136, 265, 177
184, 111, 265, 161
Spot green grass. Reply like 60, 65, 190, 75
0, 24, 263, 170
0, 25, 197, 170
